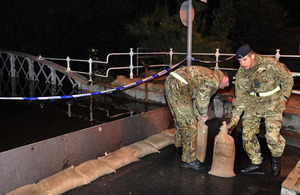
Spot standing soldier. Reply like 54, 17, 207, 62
165, 65, 233, 170
228, 44, 294, 176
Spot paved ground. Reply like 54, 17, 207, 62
66, 118, 300, 195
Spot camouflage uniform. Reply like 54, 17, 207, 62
164, 66, 223, 162
231, 54, 294, 164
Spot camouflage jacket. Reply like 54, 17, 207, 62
232, 54, 294, 123
170, 66, 223, 117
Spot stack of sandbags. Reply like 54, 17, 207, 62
98, 147, 139, 170
111, 75, 154, 90
74, 159, 116, 184
148, 84, 164, 93
144, 131, 175, 150
37, 166, 85, 195
6, 129, 175, 194
209, 121, 235, 178
127, 140, 160, 159
126, 129, 175, 159
111, 75, 164, 93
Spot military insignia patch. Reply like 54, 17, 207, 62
253, 79, 260, 88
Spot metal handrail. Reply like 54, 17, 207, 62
1, 49, 300, 98
37, 48, 300, 84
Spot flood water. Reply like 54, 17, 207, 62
0, 77, 164, 152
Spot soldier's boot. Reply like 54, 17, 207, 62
241, 163, 265, 175
271, 156, 281, 177
181, 159, 205, 171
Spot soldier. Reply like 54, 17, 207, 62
164, 65, 233, 170
227, 44, 294, 176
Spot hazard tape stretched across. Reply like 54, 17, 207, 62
0, 58, 186, 101
192, 55, 235, 64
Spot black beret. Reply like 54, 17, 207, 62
235, 44, 252, 60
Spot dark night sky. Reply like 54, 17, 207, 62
0, 0, 299, 59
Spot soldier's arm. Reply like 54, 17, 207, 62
231, 76, 248, 124
195, 90, 211, 117
191, 82, 212, 118
276, 61, 294, 100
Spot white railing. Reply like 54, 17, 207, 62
38, 48, 300, 83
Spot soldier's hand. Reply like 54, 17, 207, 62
201, 116, 209, 122
227, 122, 237, 135
281, 95, 288, 103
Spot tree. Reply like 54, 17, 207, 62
126, 2, 224, 54
230, 0, 289, 53
210, 0, 236, 51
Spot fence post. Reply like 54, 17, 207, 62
136, 48, 139, 76
141, 61, 148, 103
129, 48, 134, 79
215, 48, 219, 69
88, 58, 93, 84
169, 48, 173, 66
66, 56, 71, 72
27, 58, 34, 81
9, 54, 16, 78
275, 49, 280, 60
50, 67, 57, 86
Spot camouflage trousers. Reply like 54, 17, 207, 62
242, 111, 286, 164
165, 76, 198, 163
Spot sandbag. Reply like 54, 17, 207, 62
98, 147, 139, 170
74, 159, 116, 184
111, 75, 154, 90
127, 140, 160, 159
148, 84, 164, 93
6, 184, 48, 195
196, 119, 208, 163
38, 166, 85, 195
144, 132, 175, 150
162, 128, 175, 137
209, 121, 236, 178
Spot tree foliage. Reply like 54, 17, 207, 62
126, 1, 224, 53
126, 0, 295, 54
230, 0, 290, 53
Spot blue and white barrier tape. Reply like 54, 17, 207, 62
0, 58, 186, 101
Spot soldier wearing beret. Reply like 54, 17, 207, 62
228, 44, 294, 176
165, 66, 233, 170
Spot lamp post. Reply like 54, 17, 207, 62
180, 0, 194, 66
187, 0, 193, 66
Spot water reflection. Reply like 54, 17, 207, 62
0, 76, 163, 152
0, 76, 79, 98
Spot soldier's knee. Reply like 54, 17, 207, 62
265, 131, 279, 142
266, 131, 278, 136
186, 118, 196, 125
177, 118, 196, 129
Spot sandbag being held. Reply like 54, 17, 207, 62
209, 121, 235, 178
196, 119, 208, 163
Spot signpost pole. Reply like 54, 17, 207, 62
187, 0, 193, 66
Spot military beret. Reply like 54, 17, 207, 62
235, 44, 252, 60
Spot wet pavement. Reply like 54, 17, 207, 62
66, 118, 300, 195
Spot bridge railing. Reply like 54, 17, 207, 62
38, 47, 300, 76
1, 49, 299, 95
0, 51, 87, 92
